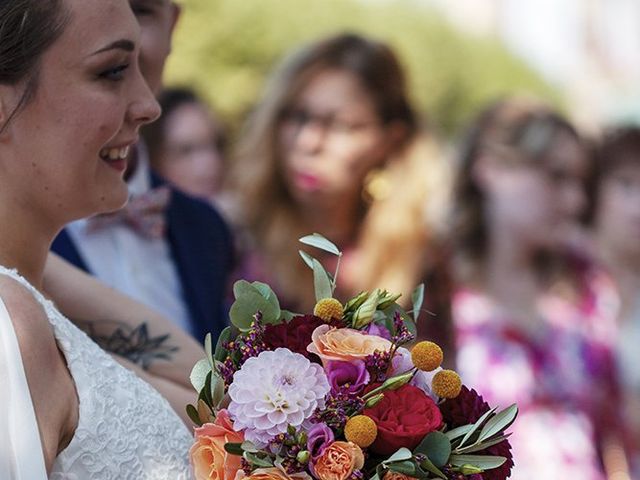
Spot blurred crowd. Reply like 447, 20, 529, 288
63, 22, 639, 480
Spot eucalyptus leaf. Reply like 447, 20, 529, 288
411, 284, 425, 321
299, 250, 316, 270
214, 326, 234, 362
383, 447, 413, 464
229, 289, 280, 329
243, 451, 274, 468
312, 259, 333, 301
445, 424, 474, 441
232, 279, 257, 300
204, 333, 214, 367
197, 399, 213, 424
459, 407, 496, 448
477, 404, 518, 443
190, 358, 212, 392
414, 431, 451, 467
419, 456, 447, 480
388, 460, 417, 476
224, 442, 244, 456
449, 455, 506, 470
299, 233, 341, 256
251, 281, 280, 307
186, 404, 201, 426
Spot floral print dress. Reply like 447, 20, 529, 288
453, 268, 621, 480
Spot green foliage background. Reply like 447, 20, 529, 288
165, 0, 561, 137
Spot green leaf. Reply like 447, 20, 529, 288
232, 279, 257, 299
186, 404, 202, 426
445, 424, 474, 442
418, 456, 447, 479
190, 358, 212, 392
455, 434, 511, 454
411, 284, 425, 321
279, 310, 297, 322
211, 373, 226, 407
214, 326, 234, 362
204, 333, 214, 367
299, 250, 316, 270
241, 441, 259, 453
352, 289, 380, 328
202, 371, 213, 406
251, 281, 280, 307
299, 233, 341, 256
449, 455, 506, 470
477, 404, 518, 443
243, 451, 274, 468
459, 407, 496, 448
383, 447, 413, 464
387, 460, 417, 476
229, 288, 281, 329
224, 442, 244, 456
414, 431, 451, 467
312, 259, 333, 301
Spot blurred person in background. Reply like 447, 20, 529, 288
449, 97, 622, 479
591, 126, 640, 477
143, 87, 227, 202
224, 32, 451, 327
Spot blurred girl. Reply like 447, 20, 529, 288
226, 32, 450, 320
450, 97, 621, 479
592, 126, 640, 477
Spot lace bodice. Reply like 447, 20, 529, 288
0, 266, 193, 479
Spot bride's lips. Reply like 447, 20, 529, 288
99, 145, 132, 173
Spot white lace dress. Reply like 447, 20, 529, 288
0, 266, 193, 479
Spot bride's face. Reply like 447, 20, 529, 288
1, 0, 159, 223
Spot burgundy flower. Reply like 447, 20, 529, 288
441, 386, 514, 480
326, 360, 370, 394
263, 315, 324, 360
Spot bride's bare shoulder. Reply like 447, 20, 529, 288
0, 275, 78, 472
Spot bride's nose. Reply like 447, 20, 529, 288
128, 68, 161, 127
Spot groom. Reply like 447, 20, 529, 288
52, 0, 233, 345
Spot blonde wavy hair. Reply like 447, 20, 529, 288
225, 33, 450, 309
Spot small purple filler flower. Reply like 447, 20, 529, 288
326, 360, 370, 394
307, 422, 335, 461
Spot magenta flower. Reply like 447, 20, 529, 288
326, 360, 370, 394
307, 422, 335, 461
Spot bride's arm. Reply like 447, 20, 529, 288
42, 252, 206, 391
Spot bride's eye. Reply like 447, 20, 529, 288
98, 64, 130, 82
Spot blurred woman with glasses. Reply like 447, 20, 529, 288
224, 32, 451, 324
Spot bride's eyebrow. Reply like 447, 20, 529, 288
90, 39, 135, 57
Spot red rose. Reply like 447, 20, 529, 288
263, 315, 324, 360
364, 384, 442, 455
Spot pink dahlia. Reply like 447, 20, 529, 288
228, 348, 330, 446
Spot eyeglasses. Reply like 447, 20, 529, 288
280, 108, 381, 136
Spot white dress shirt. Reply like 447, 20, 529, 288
66, 149, 193, 334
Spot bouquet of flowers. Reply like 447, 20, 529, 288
187, 234, 517, 480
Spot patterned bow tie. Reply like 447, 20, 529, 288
86, 186, 172, 239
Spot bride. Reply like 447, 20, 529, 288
0, 0, 193, 477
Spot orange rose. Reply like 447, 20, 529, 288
307, 325, 392, 365
190, 409, 244, 480
235, 467, 312, 480
312, 441, 365, 480
384, 473, 416, 480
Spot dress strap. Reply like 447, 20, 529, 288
0, 290, 48, 479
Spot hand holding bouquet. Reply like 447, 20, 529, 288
188, 234, 517, 480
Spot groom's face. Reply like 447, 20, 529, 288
129, 0, 180, 96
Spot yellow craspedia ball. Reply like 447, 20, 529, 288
410, 341, 443, 371
344, 415, 377, 448
432, 369, 462, 399
313, 298, 344, 322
